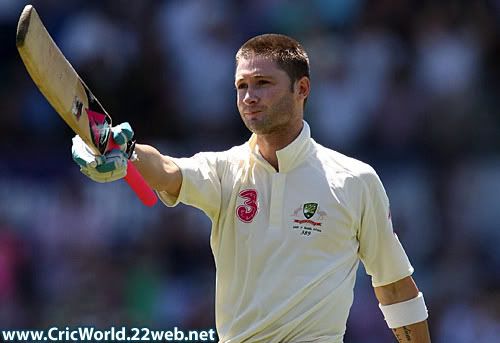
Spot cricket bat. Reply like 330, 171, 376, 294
16, 5, 158, 207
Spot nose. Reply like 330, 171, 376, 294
243, 88, 258, 105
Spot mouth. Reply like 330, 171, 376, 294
243, 110, 262, 116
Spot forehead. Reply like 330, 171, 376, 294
235, 55, 286, 81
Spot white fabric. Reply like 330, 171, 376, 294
158, 121, 413, 343
379, 292, 428, 329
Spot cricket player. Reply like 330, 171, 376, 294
72, 34, 431, 342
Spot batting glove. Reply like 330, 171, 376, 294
71, 122, 135, 183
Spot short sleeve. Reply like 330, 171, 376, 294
157, 152, 222, 220
357, 168, 414, 287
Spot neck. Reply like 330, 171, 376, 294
256, 120, 303, 171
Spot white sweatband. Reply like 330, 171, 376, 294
379, 292, 428, 329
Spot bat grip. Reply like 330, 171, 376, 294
124, 160, 158, 207
108, 139, 158, 207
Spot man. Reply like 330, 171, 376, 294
72, 34, 431, 342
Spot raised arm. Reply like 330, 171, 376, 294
133, 144, 182, 197
374, 276, 431, 342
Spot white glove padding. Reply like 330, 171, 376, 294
72, 135, 128, 183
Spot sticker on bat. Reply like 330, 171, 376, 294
82, 83, 111, 154
72, 96, 83, 120
86, 109, 111, 154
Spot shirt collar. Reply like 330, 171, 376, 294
248, 120, 313, 173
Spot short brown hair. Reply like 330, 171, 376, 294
235, 33, 310, 89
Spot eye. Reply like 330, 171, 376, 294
257, 80, 270, 86
236, 83, 247, 90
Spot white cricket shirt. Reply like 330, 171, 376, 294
158, 121, 413, 343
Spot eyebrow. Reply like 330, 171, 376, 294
235, 75, 273, 84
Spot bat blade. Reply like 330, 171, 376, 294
16, 5, 100, 153
16, 5, 157, 207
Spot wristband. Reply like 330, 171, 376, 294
379, 292, 428, 329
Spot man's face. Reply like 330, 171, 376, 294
235, 56, 302, 135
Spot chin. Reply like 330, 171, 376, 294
247, 124, 278, 136
242, 116, 284, 135
243, 118, 262, 132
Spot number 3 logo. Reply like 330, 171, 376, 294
236, 189, 258, 223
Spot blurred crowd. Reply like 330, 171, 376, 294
1, 0, 500, 342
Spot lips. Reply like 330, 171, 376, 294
243, 109, 263, 116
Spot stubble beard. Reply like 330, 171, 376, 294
240, 93, 298, 135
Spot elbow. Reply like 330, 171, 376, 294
151, 158, 182, 196
375, 276, 419, 305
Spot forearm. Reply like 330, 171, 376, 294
392, 320, 431, 343
132, 143, 182, 196
375, 277, 431, 342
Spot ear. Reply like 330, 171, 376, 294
295, 76, 310, 101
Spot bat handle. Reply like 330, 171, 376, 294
124, 160, 158, 207
108, 139, 158, 207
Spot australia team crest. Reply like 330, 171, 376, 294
303, 203, 318, 219
291, 202, 327, 237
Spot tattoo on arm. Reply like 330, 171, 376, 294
392, 326, 412, 342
